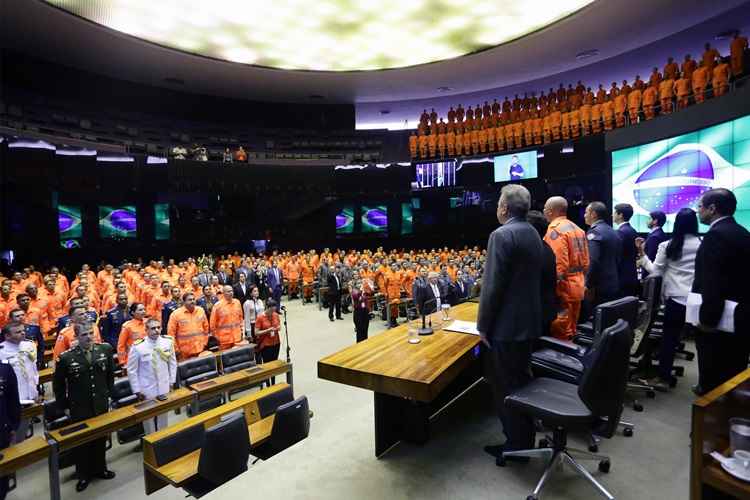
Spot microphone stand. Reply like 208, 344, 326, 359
418, 297, 437, 336
282, 307, 291, 363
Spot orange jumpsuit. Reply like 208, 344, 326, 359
437, 133, 446, 157
627, 88, 642, 123
495, 127, 505, 151
712, 62, 730, 97
384, 270, 403, 325
702, 47, 720, 73
418, 135, 428, 158
675, 77, 691, 109
167, 306, 209, 360
513, 122, 524, 147
505, 124, 515, 150
560, 112, 570, 140
533, 118, 543, 145
454, 132, 464, 156
614, 93, 627, 127
301, 262, 315, 300
550, 111, 562, 141
692, 65, 709, 103
601, 100, 614, 131
664, 61, 679, 81
682, 59, 697, 81
53, 324, 103, 362
286, 261, 301, 297
477, 129, 488, 153
659, 79, 674, 114
409, 135, 417, 158
117, 317, 146, 365
486, 128, 496, 152
642, 86, 658, 119
210, 298, 244, 350
542, 115, 552, 143
469, 129, 479, 155
731, 36, 748, 77
590, 103, 601, 133
147, 291, 172, 324
427, 134, 437, 158
544, 217, 590, 340
446, 131, 456, 156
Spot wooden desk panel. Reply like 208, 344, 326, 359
48, 387, 194, 451
318, 302, 480, 402
39, 367, 53, 385
21, 403, 43, 420
0, 436, 50, 475
190, 360, 290, 400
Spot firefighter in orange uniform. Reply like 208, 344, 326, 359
301, 259, 315, 303
384, 264, 403, 328
533, 117, 543, 145
418, 133, 428, 159
658, 76, 675, 114
167, 292, 209, 361
702, 42, 720, 73
542, 114, 552, 143
495, 126, 505, 151
523, 119, 534, 146
437, 132, 446, 158
470, 127, 479, 155
712, 60, 731, 97
286, 258, 300, 299
681, 54, 697, 81
543, 197, 590, 340
550, 107, 562, 141
210, 286, 244, 350
477, 127, 487, 154
147, 281, 172, 324
663, 57, 679, 81
675, 72, 691, 110
613, 91, 627, 128
601, 96, 614, 131
590, 98, 602, 133
505, 123, 515, 150
627, 85, 642, 124
692, 61, 709, 103
409, 132, 417, 159
648, 67, 662, 89
454, 130, 463, 156
427, 132, 437, 158
560, 111, 570, 140
642, 84, 658, 119
487, 127, 496, 153
118, 303, 147, 366
513, 121, 524, 148
730, 32, 748, 77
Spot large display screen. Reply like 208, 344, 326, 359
335, 205, 354, 235
154, 203, 170, 240
361, 205, 388, 233
414, 161, 456, 188
493, 150, 538, 182
612, 115, 750, 231
58, 204, 82, 238
99, 206, 137, 238
401, 203, 413, 235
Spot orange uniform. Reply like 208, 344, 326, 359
542, 115, 552, 143
147, 291, 172, 324
494, 127, 505, 151
702, 47, 720, 72
437, 133, 446, 157
167, 305, 209, 360
658, 79, 674, 114
560, 112, 570, 140
730, 35, 748, 76
550, 111, 562, 140
470, 129, 479, 155
614, 93, 627, 127
209, 298, 244, 350
409, 134, 418, 158
627, 88, 642, 123
682, 58, 697, 81
590, 103, 601, 133
53, 324, 103, 361
286, 261, 301, 297
544, 217, 590, 340
523, 119, 534, 145
642, 86, 658, 119
505, 125, 515, 150
675, 77, 691, 109
418, 135, 428, 158
255, 311, 281, 351
446, 131, 456, 156
692, 65, 709, 103
601, 100, 614, 131
384, 270, 403, 325
712, 62, 731, 97
427, 134, 437, 158
513, 122, 523, 148
117, 317, 146, 365
533, 117, 543, 144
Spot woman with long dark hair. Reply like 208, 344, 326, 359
636, 207, 701, 390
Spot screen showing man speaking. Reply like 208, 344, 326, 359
493, 150, 538, 183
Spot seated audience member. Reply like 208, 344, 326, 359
636, 208, 699, 391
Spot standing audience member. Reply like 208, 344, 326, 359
118, 303, 147, 366
614, 203, 639, 297
127, 319, 177, 434
636, 208, 700, 390
350, 279, 370, 343
479, 184, 543, 463
327, 265, 343, 322
692, 189, 750, 394
0, 362, 19, 500
0, 322, 40, 443
102, 293, 130, 347
167, 293, 209, 361
255, 300, 281, 384
242, 286, 264, 343
527, 211, 558, 337
583, 202, 621, 309
210, 286, 244, 350
644, 210, 669, 261
266, 261, 284, 310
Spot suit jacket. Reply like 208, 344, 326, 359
644, 227, 669, 262
586, 221, 621, 299
451, 280, 469, 304
197, 273, 212, 287
266, 267, 283, 292
216, 271, 230, 285
417, 282, 443, 315
477, 218, 543, 342
540, 242, 558, 328
617, 222, 639, 291
692, 217, 750, 332
327, 273, 342, 299
233, 282, 251, 304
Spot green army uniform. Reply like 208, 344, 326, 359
53, 343, 115, 480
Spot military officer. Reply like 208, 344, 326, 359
101, 293, 131, 347
583, 202, 621, 311
6, 308, 44, 370
0, 322, 40, 443
161, 286, 182, 328
127, 319, 177, 434
0, 362, 20, 500
53, 322, 116, 492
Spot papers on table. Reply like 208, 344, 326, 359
443, 320, 480, 336
686, 292, 737, 333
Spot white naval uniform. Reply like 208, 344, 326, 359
0, 340, 39, 443
126, 335, 177, 434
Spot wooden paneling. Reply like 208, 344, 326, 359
0, 436, 49, 475
190, 360, 290, 399
318, 302, 480, 402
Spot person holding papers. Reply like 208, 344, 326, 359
636, 208, 699, 391
691, 189, 750, 395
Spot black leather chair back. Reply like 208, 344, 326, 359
221, 346, 256, 374
266, 396, 310, 455
43, 400, 70, 430
198, 413, 250, 484
179, 356, 219, 386
257, 386, 294, 419
578, 320, 632, 438
632, 276, 662, 356
111, 378, 138, 408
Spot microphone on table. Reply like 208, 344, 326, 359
418, 296, 437, 336
279, 305, 286, 311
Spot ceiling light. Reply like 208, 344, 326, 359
576, 49, 599, 60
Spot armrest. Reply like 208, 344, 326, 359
538, 336, 586, 357
577, 322, 594, 336
573, 334, 594, 347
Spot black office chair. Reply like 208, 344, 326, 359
499, 319, 633, 500
110, 378, 145, 444
43, 400, 75, 469
220, 345, 256, 374
251, 396, 310, 462
178, 356, 223, 416
256, 386, 294, 419
182, 413, 250, 498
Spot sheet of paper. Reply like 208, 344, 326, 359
686, 292, 737, 333
443, 320, 480, 335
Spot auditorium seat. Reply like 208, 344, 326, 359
251, 396, 310, 462
178, 356, 224, 416
110, 378, 146, 445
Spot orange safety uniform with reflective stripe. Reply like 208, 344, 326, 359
53, 324, 103, 361
167, 306, 209, 360
544, 217, 590, 340
147, 292, 172, 323
118, 318, 146, 365
209, 298, 244, 350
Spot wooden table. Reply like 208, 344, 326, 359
189, 359, 293, 406
318, 302, 482, 457
0, 436, 49, 475
691, 368, 750, 500
39, 367, 53, 385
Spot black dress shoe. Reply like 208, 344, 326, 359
96, 470, 116, 480
329, 318, 335, 322
337, 316, 344, 320
692, 384, 705, 396
76, 479, 90, 492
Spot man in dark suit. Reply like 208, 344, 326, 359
266, 261, 283, 310
613, 203, 639, 297
644, 210, 669, 261
416, 272, 444, 315
216, 266, 230, 285
478, 184, 544, 463
196, 266, 212, 288
527, 210, 558, 336
450, 270, 470, 304
327, 265, 343, 322
233, 272, 251, 304
693, 188, 750, 394
584, 201, 621, 307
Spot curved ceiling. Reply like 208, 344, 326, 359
42, 0, 593, 71
2, 0, 749, 120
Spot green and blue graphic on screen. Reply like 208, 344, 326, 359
401, 203, 413, 235
336, 205, 354, 235
58, 205, 82, 249
612, 115, 750, 232
361, 205, 387, 233
154, 203, 170, 240
99, 206, 137, 238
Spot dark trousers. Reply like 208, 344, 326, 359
75, 435, 107, 480
328, 293, 341, 320
0, 431, 10, 500
695, 329, 750, 393
271, 287, 282, 310
484, 340, 535, 449
354, 308, 369, 343
259, 344, 281, 384
658, 299, 686, 380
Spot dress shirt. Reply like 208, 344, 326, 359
431, 283, 442, 309
638, 235, 700, 305
243, 298, 265, 331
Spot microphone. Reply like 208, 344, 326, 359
279, 305, 287, 311
418, 296, 437, 336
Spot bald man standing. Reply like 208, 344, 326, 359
543, 197, 590, 340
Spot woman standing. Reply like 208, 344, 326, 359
242, 286, 264, 344
254, 299, 281, 385
118, 303, 147, 367
636, 208, 700, 390
350, 276, 370, 343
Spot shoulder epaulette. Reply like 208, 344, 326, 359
133, 338, 146, 345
